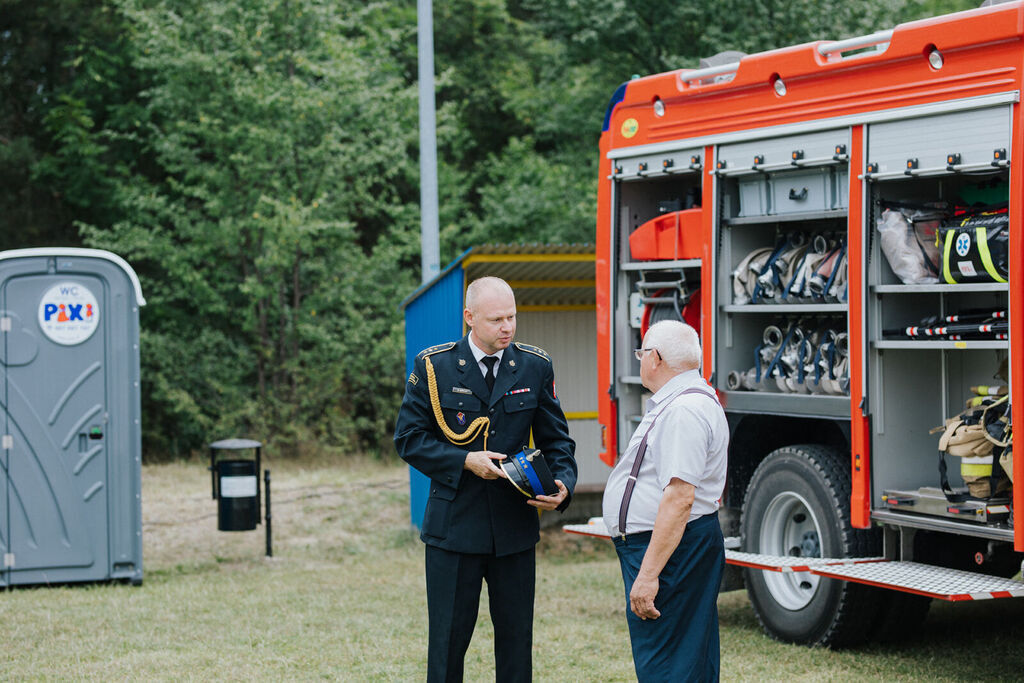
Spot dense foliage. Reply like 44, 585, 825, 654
0, 0, 978, 458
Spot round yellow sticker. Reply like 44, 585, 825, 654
621, 118, 639, 138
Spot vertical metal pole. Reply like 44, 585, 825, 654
264, 470, 272, 557
417, 0, 440, 284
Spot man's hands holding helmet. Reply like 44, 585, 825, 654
464, 450, 567, 509
465, 450, 508, 479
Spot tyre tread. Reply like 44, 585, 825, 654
741, 443, 881, 647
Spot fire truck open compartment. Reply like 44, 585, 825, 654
866, 118, 1011, 531
612, 163, 703, 448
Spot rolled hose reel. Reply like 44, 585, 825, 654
732, 232, 848, 305
727, 321, 848, 395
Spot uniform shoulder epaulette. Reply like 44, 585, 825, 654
514, 342, 551, 361
417, 341, 456, 360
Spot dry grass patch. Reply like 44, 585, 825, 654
3, 457, 1024, 680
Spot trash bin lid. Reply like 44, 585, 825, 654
209, 438, 262, 450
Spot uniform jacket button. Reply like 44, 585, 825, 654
489, 408, 495, 414
490, 430, 496, 436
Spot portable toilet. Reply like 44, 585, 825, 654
400, 244, 600, 529
0, 248, 145, 586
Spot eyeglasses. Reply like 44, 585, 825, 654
634, 347, 661, 361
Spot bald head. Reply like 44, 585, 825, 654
464, 277, 517, 355
465, 276, 515, 312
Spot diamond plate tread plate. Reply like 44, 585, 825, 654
813, 561, 1024, 601
725, 550, 885, 573
561, 521, 741, 550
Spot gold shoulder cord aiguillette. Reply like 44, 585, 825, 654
426, 356, 490, 450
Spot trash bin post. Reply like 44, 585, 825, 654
264, 469, 272, 557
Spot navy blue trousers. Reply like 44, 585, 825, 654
424, 544, 535, 683
614, 512, 724, 683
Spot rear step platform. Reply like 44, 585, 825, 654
812, 560, 1024, 601
882, 486, 1012, 525
563, 518, 1024, 601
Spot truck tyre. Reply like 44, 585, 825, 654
740, 444, 880, 647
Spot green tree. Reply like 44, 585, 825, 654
0, 0, 137, 248
70, 0, 421, 457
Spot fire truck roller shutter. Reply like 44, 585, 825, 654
740, 444, 898, 646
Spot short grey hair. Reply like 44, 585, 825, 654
465, 276, 514, 311
643, 320, 701, 371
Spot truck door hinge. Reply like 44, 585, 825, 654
3, 553, 13, 568
2, 435, 12, 450
0, 317, 10, 332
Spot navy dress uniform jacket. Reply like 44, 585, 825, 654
394, 335, 577, 557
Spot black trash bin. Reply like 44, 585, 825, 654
216, 459, 259, 531
209, 439, 262, 532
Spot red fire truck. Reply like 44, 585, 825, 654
587, 1, 1024, 646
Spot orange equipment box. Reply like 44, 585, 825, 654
628, 208, 703, 260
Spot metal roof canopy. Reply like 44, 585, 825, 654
401, 244, 595, 310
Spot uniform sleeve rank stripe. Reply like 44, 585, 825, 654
513, 342, 550, 361
417, 341, 456, 359
408, 372, 419, 385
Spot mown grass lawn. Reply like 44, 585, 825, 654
3, 457, 1024, 681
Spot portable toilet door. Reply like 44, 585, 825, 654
0, 248, 145, 586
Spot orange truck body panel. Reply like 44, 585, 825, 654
596, 2, 1024, 549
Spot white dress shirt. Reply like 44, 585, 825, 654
468, 335, 503, 380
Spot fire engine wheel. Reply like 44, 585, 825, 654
741, 444, 881, 647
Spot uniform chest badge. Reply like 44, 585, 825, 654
458, 358, 467, 366
508, 360, 516, 367
456, 412, 466, 425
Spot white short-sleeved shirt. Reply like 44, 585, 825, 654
602, 369, 728, 537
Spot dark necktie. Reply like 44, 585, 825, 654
482, 356, 498, 392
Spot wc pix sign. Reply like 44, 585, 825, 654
38, 282, 100, 346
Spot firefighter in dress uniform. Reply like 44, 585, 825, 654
394, 276, 577, 683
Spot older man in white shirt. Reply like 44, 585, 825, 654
602, 320, 728, 682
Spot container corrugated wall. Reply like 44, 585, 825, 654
516, 311, 602, 491
402, 266, 464, 528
